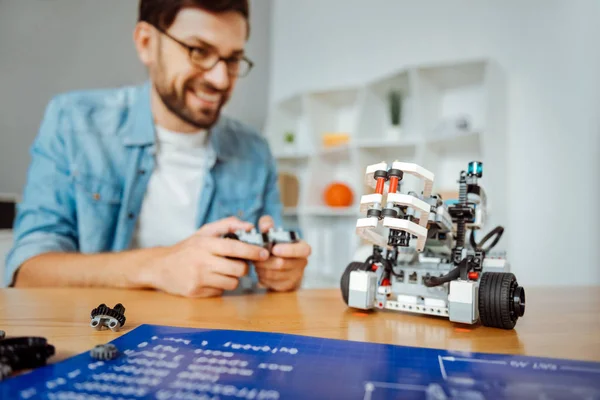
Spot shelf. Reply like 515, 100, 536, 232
283, 206, 360, 217
358, 144, 417, 165
304, 141, 356, 210
354, 137, 421, 150
416, 60, 487, 137
276, 139, 419, 160
264, 93, 314, 156
300, 206, 359, 217
266, 58, 507, 290
283, 207, 299, 216
426, 130, 481, 153
277, 139, 420, 158
274, 151, 311, 161
356, 70, 415, 142
316, 145, 353, 163
422, 131, 483, 195
307, 87, 360, 137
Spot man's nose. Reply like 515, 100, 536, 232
203, 60, 230, 91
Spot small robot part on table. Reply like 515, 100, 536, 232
90, 343, 119, 361
90, 303, 127, 332
0, 335, 55, 380
340, 160, 526, 329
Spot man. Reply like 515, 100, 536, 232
5, 0, 311, 297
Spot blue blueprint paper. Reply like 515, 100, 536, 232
1, 324, 599, 399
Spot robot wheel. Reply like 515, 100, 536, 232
478, 272, 526, 329
340, 262, 370, 306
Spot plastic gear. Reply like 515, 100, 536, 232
0, 336, 55, 372
90, 343, 119, 361
0, 362, 11, 380
90, 303, 126, 332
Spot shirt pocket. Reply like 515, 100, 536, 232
217, 193, 263, 225
72, 173, 123, 251
73, 173, 122, 205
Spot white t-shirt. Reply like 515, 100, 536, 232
130, 125, 215, 248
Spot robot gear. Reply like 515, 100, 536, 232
0, 336, 55, 371
0, 362, 12, 380
90, 343, 119, 361
90, 303, 126, 332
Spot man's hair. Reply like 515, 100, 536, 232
138, 0, 249, 33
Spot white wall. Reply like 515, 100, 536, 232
270, 0, 600, 286
224, 0, 272, 132
0, 0, 272, 195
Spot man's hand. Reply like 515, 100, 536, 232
145, 217, 271, 298
254, 215, 311, 292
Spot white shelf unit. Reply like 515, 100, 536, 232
265, 58, 507, 289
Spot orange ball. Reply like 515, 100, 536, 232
324, 182, 354, 207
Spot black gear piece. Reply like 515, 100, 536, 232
0, 337, 48, 347
0, 362, 12, 380
91, 304, 126, 327
91, 304, 111, 318
0, 336, 55, 371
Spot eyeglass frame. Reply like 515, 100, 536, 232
152, 25, 254, 77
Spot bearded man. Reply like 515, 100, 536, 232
6, 0, 311, 297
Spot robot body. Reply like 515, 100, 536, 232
341, 161, 525, 330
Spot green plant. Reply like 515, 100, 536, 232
284, 131, 295, 144
388, 90, 402, 126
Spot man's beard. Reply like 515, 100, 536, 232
155, 79, 227, 130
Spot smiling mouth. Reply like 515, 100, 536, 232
188, 88, 221, 106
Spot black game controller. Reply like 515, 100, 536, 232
223, 228, 299, 253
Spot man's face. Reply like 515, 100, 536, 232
144, 8, 247, 130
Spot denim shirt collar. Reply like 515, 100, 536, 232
123, 81, 235, 163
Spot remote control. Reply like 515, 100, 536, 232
223, 227, 299, 253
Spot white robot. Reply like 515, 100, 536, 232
340, 161, 525, 329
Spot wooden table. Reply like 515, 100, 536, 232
0, 287, 599, 364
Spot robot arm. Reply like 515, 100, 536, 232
356, 161, 434, 253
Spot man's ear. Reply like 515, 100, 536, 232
133, 21, 155, 67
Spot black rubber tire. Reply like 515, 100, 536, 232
478, 272, 525, 329
340, 262, 368, 306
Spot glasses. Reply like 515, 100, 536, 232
155, 26, 254, 77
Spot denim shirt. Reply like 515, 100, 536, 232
5, 82, 282, 286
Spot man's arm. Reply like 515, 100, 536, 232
14, 249, 164, 289
15, 218, 271, 295
6, 97, 152, 288
13, 218, 271, 296
6, 96, 166, 289
5, 95, 79, 287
